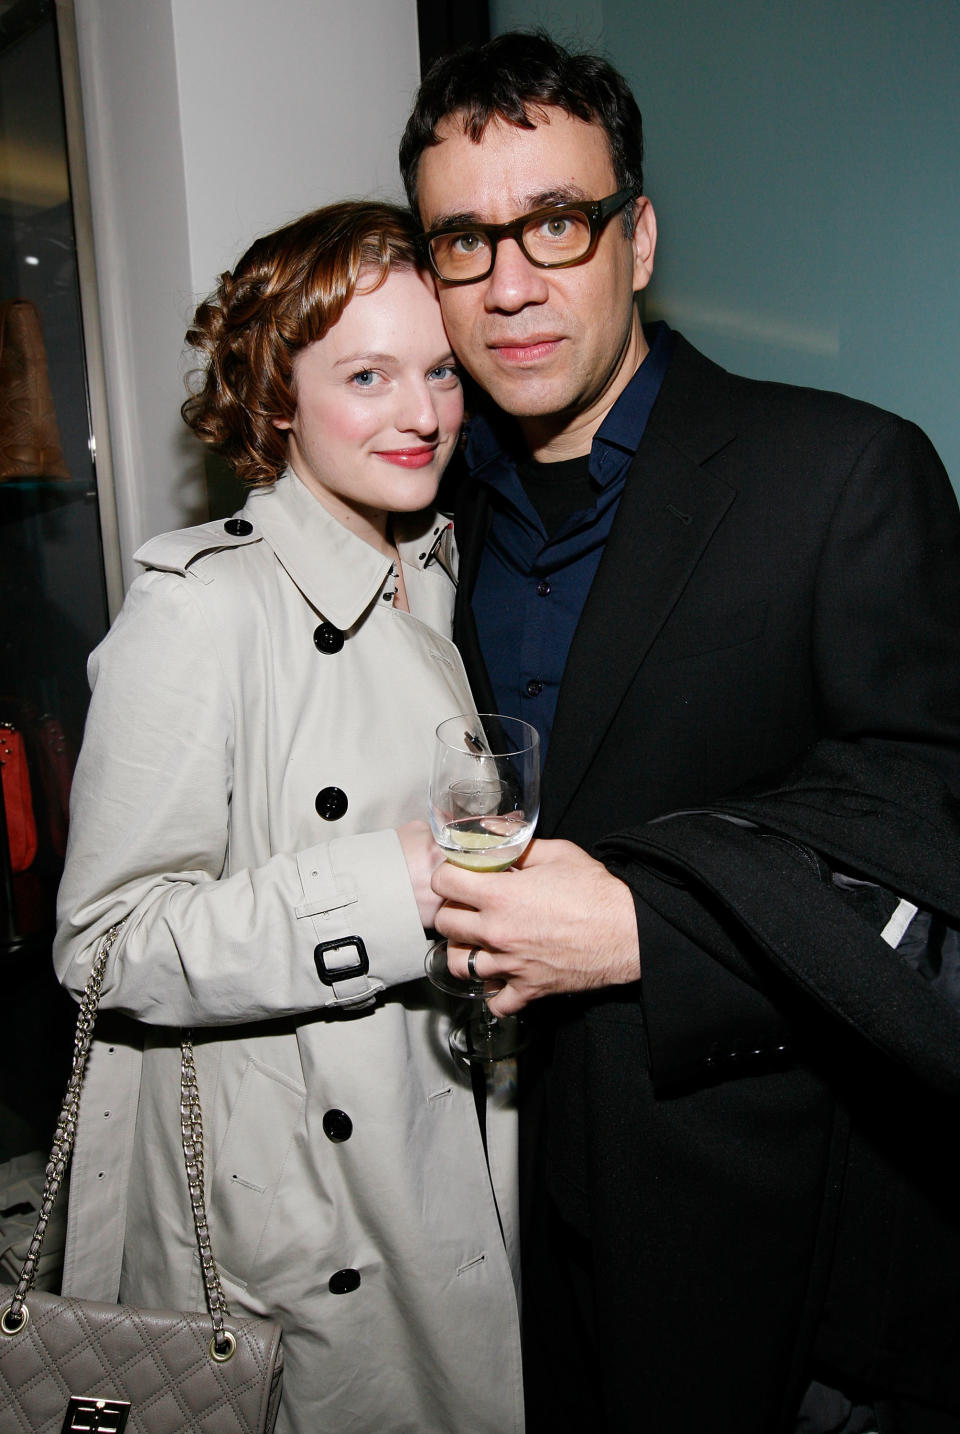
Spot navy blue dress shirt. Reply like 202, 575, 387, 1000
466, 322, 673, 761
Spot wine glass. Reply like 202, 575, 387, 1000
424, 714, 540, 1064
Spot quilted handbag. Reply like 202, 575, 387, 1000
0, 926, 285, 1433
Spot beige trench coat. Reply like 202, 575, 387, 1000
54, 471, 524, 1434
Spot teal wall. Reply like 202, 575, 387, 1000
490, 1, 960, 492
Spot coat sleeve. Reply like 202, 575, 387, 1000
605, 413, 960, 1088
54, 570, 428, 1026
599, 799, 960, 1096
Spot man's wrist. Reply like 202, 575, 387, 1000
602, 870, 642, 983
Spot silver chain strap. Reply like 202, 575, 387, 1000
2, 923, 236, 1359
180, 1039, 235, 1357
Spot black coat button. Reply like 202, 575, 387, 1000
537, 580, 551, 596
525, 678, 543, 697
323, 1109, 353, 1142
223, 518, 253, 537
313, 622, 344, 654
329, 1268, 361, 1294
316, 786, 348, 821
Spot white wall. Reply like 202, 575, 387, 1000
171, 0, 421, 300
73, 0, 198, 593
73, 0, 421, 594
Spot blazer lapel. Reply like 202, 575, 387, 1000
542, 402, 737, 834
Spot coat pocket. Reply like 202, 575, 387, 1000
211, 1057, 305, 1287
643, 598, 768, 665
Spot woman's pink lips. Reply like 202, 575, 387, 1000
374, 446, 438, 468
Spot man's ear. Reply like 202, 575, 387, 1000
631, 196, 657, 294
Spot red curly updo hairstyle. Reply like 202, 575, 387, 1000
182, 201, 421, 487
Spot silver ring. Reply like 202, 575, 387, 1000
467, 947, 481, 981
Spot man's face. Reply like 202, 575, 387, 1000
416, 107, 656, 453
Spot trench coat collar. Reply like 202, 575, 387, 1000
244, 469, 445, 631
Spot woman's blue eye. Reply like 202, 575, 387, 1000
429, 364, 459, 382
351, 369, 377, 387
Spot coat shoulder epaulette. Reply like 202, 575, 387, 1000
133, 515, 260, 576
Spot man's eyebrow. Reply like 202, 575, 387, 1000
527, 186, 593, 209
426, 210, 482, 231
426, 187, 595, 231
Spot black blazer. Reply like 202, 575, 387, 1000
453, 334, 960, 1430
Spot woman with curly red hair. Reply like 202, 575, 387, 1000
53, 202, 524, 1434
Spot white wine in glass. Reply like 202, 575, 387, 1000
439, 795, 536, 872
424, 714, 540, 1063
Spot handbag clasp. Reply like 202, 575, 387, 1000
61, 1395, 131, 1433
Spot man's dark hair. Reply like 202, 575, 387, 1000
400, 30, 644, 232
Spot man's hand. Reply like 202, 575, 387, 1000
432, 838, 641, 1016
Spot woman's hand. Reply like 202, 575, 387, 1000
397, 820, 447, 931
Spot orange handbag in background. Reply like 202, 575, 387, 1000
0, 298, 70, 483
0, 720, 38, 872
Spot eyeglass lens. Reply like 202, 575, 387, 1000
429, 209, 594, 282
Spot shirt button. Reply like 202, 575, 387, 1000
313, 622, 344, 654
316, 786, 348, 821
536, 580, 551, 596
329, 1268, 361, 1294
223, 518, 253, 537
525, 678, 543, 697
322, 1109, 353, 1142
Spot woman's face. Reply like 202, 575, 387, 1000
276, 266, 462, 547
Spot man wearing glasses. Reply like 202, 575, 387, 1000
400, 31, 960, 1434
